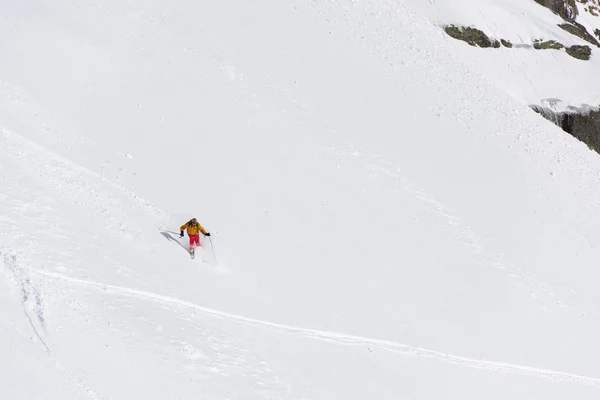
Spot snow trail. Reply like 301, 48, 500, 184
36, 270, 600, 387
1, 248, 49, 352
0, 249, 108, 400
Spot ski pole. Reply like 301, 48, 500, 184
209, 236, 218, 266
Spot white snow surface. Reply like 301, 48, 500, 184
417, 0, 600, 110
2, 0, 600, 399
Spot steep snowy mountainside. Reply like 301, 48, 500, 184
419, 0, 600, 110
575, 0, 600, 42
422, 0, 582, 42
2, 0, 600, 398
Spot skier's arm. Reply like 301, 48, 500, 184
180, 222, 189, 233
199, 224, 208, 236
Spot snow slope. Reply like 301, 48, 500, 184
417, 0, 600, 110
2, 0, 600, 398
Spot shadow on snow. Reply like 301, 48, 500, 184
159, 230, 190, 254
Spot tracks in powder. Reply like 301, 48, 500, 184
35, 269, 600, 387
0, 249, 107, 400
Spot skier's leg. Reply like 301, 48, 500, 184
190, 235, 200, 251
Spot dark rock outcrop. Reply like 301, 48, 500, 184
566, 44, 592, 59
444, 25, 593, 60
444, 26, 494, 47
533, 39, 565, 49
534, 1, 599, 46
534, 0, 578, 21
559, 22, 600, 46
532, 105, 600, 153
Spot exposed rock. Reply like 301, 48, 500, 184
532, 105, 600, 153
533, 39, 565, 49
558, 22, 600, 46
443, 25, 591, 61
580, 0, 600, 17
444, 26, 494, 48
566, 44, 592, 59
534, 0, 578, 21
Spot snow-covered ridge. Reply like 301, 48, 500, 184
579, 0, 600, 16
433, 0, 600, 152
426, 0, 600, 111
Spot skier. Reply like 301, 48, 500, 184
180, 218, 210, 257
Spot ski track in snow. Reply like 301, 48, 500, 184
3, 107, 598, 391
0, 249, 107, 400
1, 248, 50, 352
36, 269, 600, 387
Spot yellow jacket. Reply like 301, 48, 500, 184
180, 220, 207, 236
